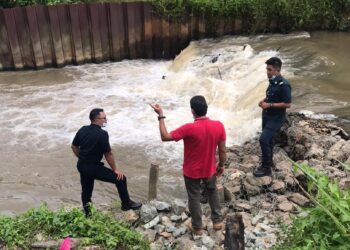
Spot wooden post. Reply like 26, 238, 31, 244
224, 214, 245, 250
148, 163, 159, 201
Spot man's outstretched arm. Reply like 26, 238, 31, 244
150, 103, 174, 141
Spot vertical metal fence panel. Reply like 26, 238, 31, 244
57, 4, 73, 64
78, 4, 92, 62
0, 2, 249, 71
89, 3, 103, 62
13, 7, 35, 69
143, 3, 153, 59
0, 8, 14, 70
48, 5, 65, 66
179, 14, 189, 52
26, 6, 44, 68
126, 2, 136, 59
3, 8, 23, 69
35, 5, 53, 67
109, 3, 124, 61
162, 16, 170, 59
98, 3, 110, 61
133, 2, 144, 58
151, 12, 162, 59
69, 4, 84, 64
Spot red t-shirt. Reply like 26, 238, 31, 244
170, 117, 226, 178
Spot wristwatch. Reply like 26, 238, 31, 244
158, 116, 166, 121
269, 103, 273, 108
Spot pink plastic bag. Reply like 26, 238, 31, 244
59, 237, 71, 250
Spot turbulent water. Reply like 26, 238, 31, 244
0, 31, 349, 214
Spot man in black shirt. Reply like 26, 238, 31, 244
71, 108, 142, 216
254, 57, 292, 177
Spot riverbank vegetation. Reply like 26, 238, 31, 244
1, 0, 350, 32
274, 161, 350, 250
0, 205, 150, 249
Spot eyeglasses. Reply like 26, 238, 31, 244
96, 117, 107, 120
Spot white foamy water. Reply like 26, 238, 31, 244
0, 38, 285, 164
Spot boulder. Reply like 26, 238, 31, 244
305, 143, 324, 159
278, 201, 295, 212
123, 210, 139, 224
202, 235, 215, 249
172, 199, 186, 215
172, 227, 187, 238
151, 200, 172, 212
327, 140, 349, 162
270, 180, 286, 193
140, 204, 158, 224
144, 215, 160, 229
288, 193, 310, 207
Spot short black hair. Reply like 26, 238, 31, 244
190, 96, 208, 116
89, 108, 104, 121
265, 57, 282, 69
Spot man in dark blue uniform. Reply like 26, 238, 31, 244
254, 57, 292, 177
71, 108, 142, 216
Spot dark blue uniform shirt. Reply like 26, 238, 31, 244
263, 75, 292, 120
72, 124, 111, 165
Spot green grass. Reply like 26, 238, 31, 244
0, 204, 150, 250
274, 161, 350, 250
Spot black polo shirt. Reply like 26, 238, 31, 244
263, 75, 292, 119
72, 124, 111, 165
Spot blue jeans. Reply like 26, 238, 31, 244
259, 116, 285, 166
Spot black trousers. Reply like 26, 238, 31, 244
259, 116, 285, 167
77, 163, 130, 216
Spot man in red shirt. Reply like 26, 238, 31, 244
150, 96, 227, 235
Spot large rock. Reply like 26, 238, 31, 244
144, 215, 160, 229
287, 126, 311, 146
246, 173, 272, 187
140, 204, 158, 224
278, 201, 295, 212
172, 227, 187, 238
175, 238, 196, 250
144, 229, 157, 242
202, 235, 215, 249
275, 160, 293, 173
305, 143, 324, 159
327, 140, 350, 162
123, 210, 139, 224
270, 180, 286, 193
243, 180, 261, 196
242, 155, 260, 165
150, 200, 172, 212
172, 199, 186, 215
288, 193, 310, 207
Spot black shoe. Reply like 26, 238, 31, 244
121, 200, 142, 211
253, 167, 272, 177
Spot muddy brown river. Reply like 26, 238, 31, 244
0, 31, 349, 214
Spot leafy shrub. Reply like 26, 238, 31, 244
0, 204, 150, 249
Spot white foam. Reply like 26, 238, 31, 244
299, 110, 337, 120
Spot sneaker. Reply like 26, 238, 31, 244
213, 222, 224, 231
121, 200, 142, 211
253, 166, 272, 177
